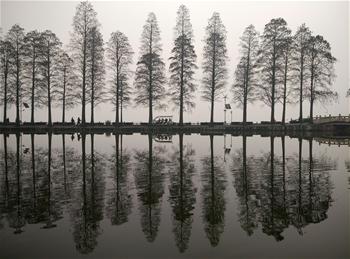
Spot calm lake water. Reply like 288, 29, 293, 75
0, 133, 349, 259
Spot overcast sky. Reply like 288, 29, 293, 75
1, 0, 349, 123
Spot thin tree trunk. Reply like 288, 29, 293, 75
299, 51, 304, 123
271, 39, 276, 124
210, 32, 216, 125
16, 41, 20, 126
31, 46, 36, 124
47, 46, 52, 126
62, 68, 66, 123
3, 62, 8, 123
282, 53, 288, 125
148, 26, 153, 124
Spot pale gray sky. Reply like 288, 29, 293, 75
1, 0, 349, 123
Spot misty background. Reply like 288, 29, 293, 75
1, 0, 349, 123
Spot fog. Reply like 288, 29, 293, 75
1, 0, 349, 123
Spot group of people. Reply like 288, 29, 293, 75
71, 117, 81, 125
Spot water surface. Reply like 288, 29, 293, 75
0, 133, 349, 258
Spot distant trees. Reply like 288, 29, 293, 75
41, 30, 61, 126
202, 12, 228, 124
106, 31, 133, 124
134, 13, 166, 124
258, 18, 291, 123
87, 27, 105, 123
169, 5, 197, 125
70, 1, 98, 125
232, 25, 259, 125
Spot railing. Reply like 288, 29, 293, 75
313, 114, 350, 124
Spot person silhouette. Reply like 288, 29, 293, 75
77, 117, 81, 125
71, 117, 75, 125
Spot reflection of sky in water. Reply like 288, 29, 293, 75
0, 134, 348, 258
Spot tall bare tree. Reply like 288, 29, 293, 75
258, 18, 291, 123
70, 1, 98, 125
106, 31, 133, 124
134, 13, 166, 124
202, 12, 228, 124
232, 25, 259, 125
40, 30, 61, 126
280, 36, 293, 124
169, 5, 197, 125
291, 24, 311, 122
55, 51, 77, 123
0, 36, 13, 123
87, 26, 105, 123
23, 30, 44, 124
7, 25, 25, 125
306, 35, 337, 122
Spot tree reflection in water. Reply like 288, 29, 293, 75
134, 134, 166, 242
0, 133, 341, 254
232, 136, 336, 241
201, 134, 226, 247
106, 134, 132, 226
69, 134, 106, 254
168, 133, 196, 253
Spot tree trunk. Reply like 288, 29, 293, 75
309, 59, 315, 123
91, 34, 96, 124
62, 68, 66, 123
47, 48, 52, 126
299, 52, 304, 123
16, 42, 20, 126
179, 33, 185, 125
82, 26, 87, 126
271, 40, 276, 124
115, 47, 120, 125
3, 64, 8, 123
282, 54, 288, 125
148, 25, 153, 125
31, 47, 35, 124
210, 32, 216, 125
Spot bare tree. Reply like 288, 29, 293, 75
70, 1, 98, 125
232, 25, 259, 125
169, 5, 197, 125
306, 35, 337, 122
7, 25, 25, 125
40, 30, 61, 126
291, 24, 311, 122
134, 13, 166, 124
87, 26, 105, 123
0, 36, 13, 123
202, 12, 228, 124
23, 30, 44, 123
280, 36, 293, 124
106, 31, 133, 124
258, 18, 291, 123
55, 51, 77, 123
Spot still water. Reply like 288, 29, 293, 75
0, 133, 349, 258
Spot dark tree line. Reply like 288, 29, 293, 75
233, 20, 337, 125
0, 2, 338, 125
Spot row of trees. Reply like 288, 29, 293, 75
0, 133, 336, 252
232, 19, 337, 125
0, 2, 337, 125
